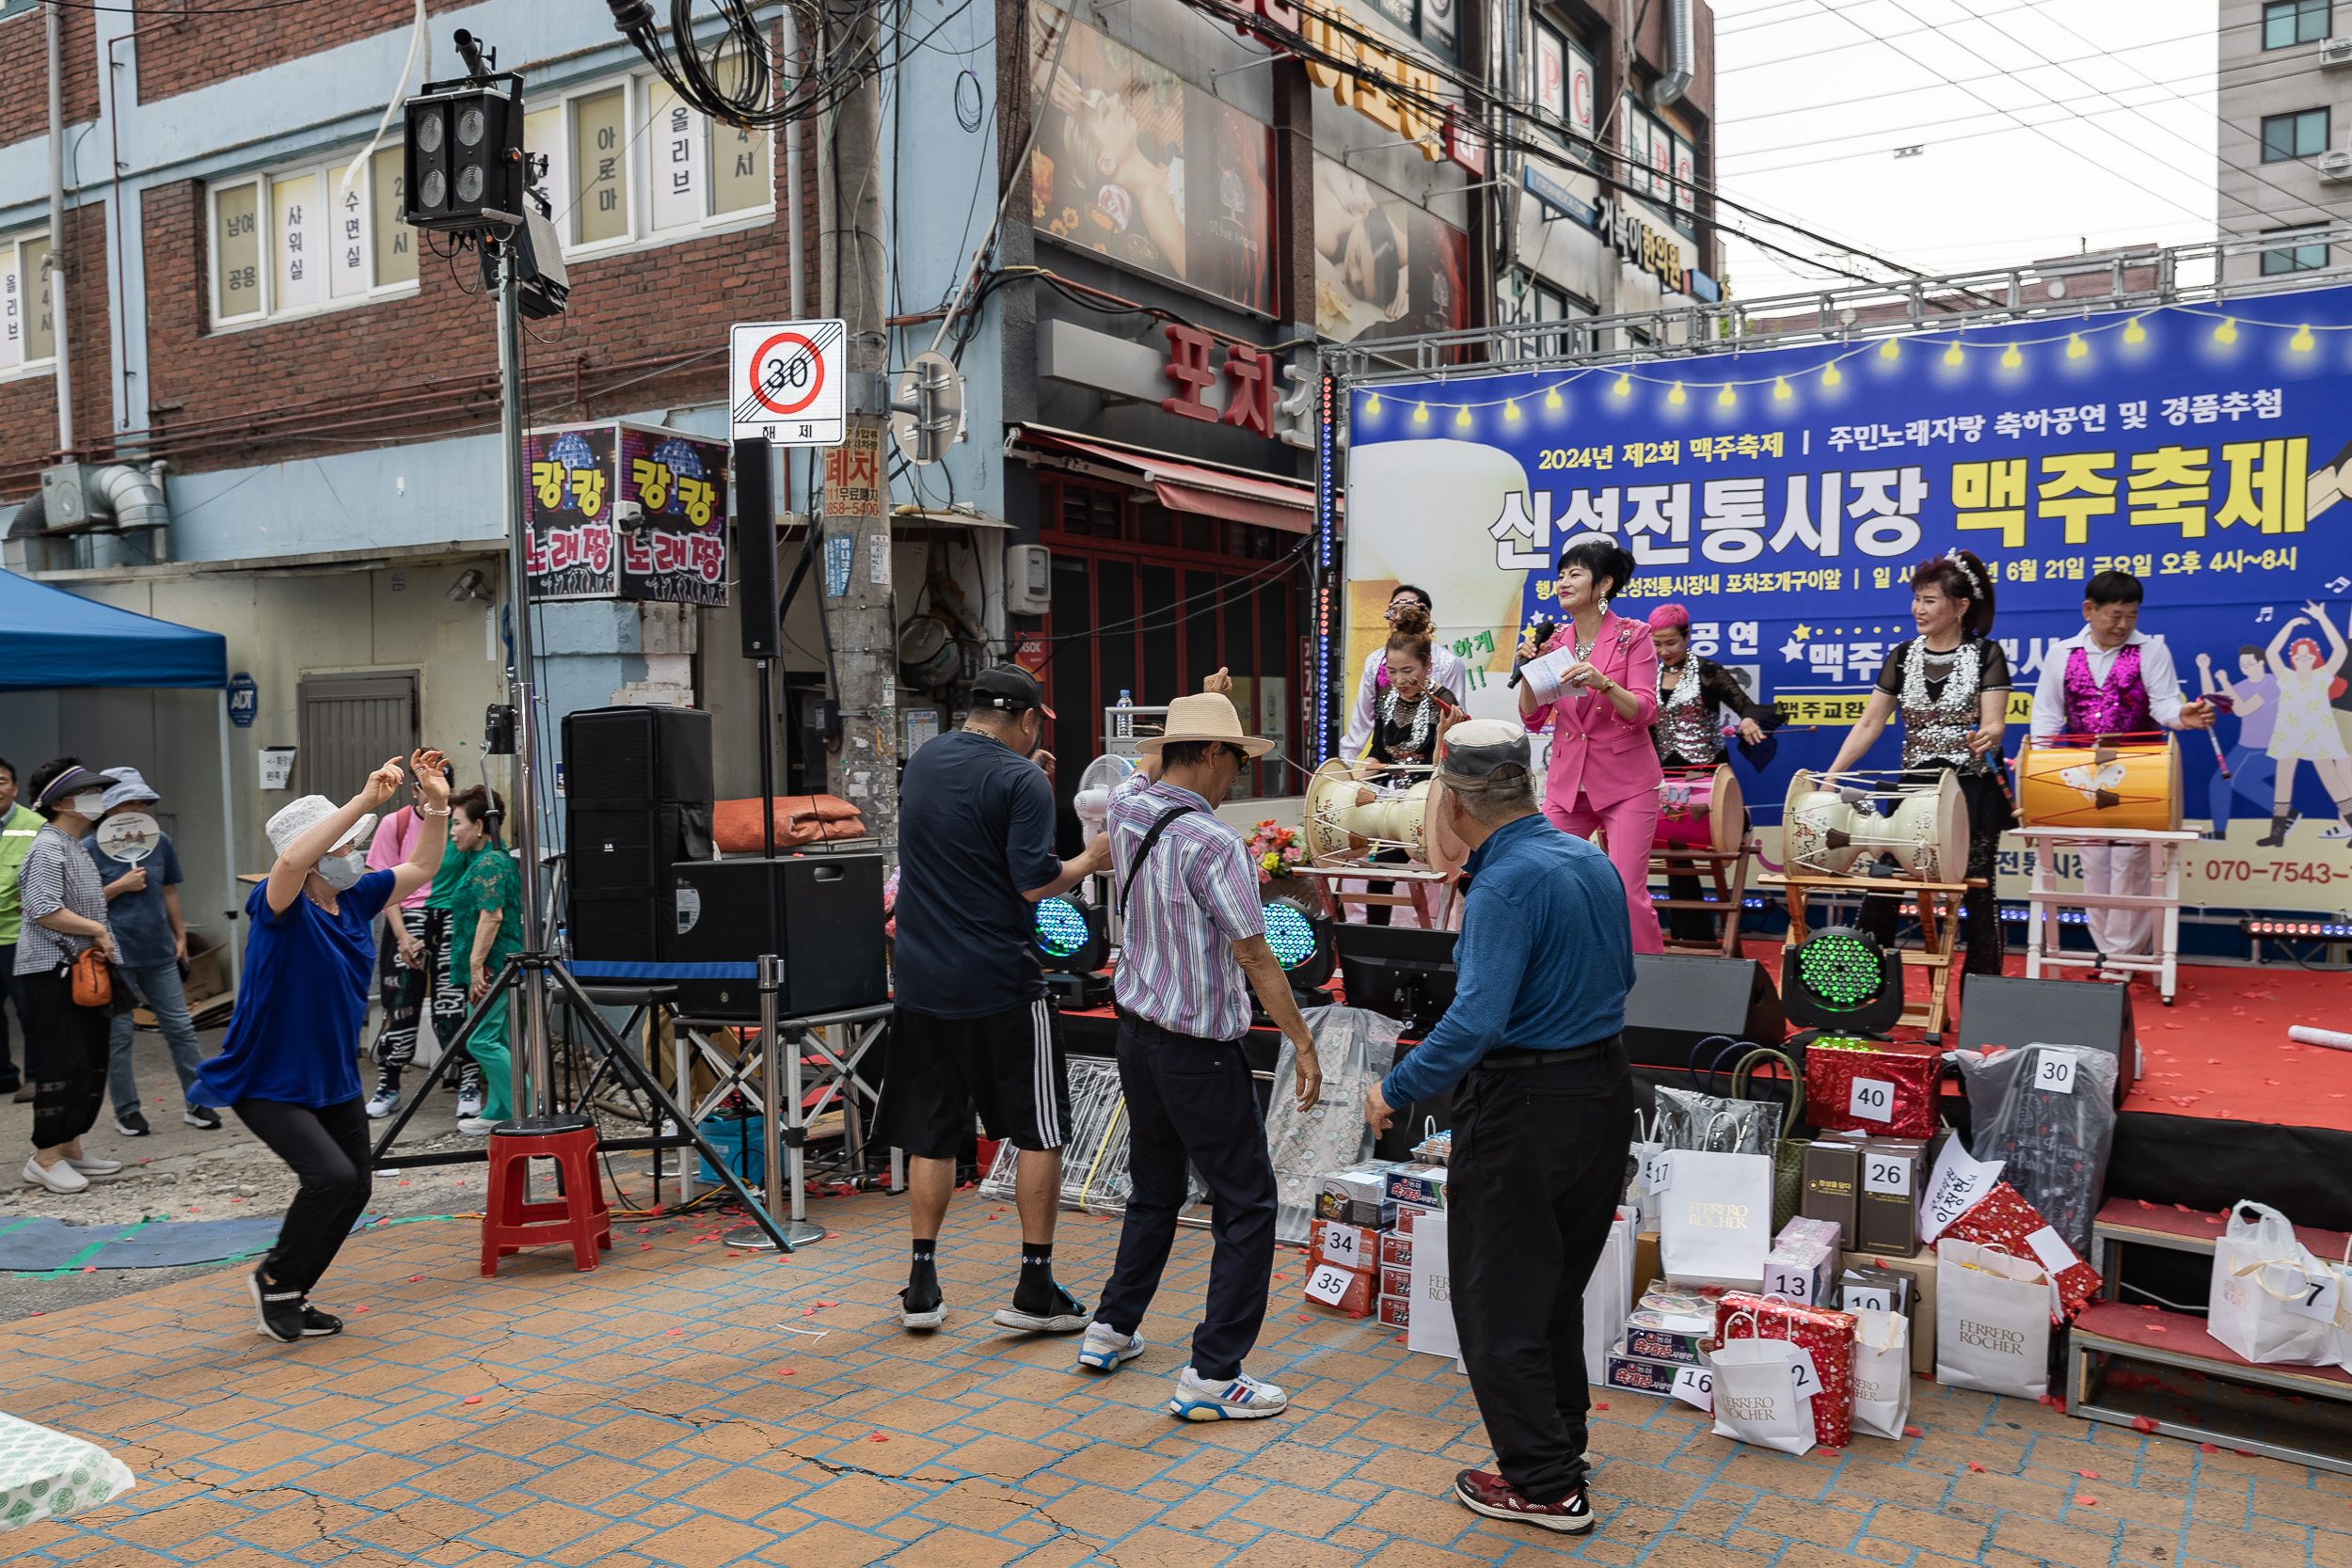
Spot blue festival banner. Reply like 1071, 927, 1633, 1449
1343, 286, 2352, 910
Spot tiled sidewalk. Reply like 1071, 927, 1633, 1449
4, 1186, 2347, 1567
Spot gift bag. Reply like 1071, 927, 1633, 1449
1654, 1085, 1775, 1156
1941, 1181, 2103, 1322
1935, 1239, 2052, 1400
1708, 1327, 1817, 1456
1629, 1112, 1668, 1232
2209, 1201, 2342, 1368
1581, 1208, 1636, 1386
1407, 1211, 1459, 1359
1732, 1047, 1810, 1234
1267, 1007, 1401, 1245
1659, 1133, 1774, 1290
1956, 1043, 2119, 1261
1804, 1036, 1942, 1139
1716, 1291, 1857, 1449
1849, 1307, 1912, 1440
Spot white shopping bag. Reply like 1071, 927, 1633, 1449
1658, 1145, 1773, 1291
1708, 1334, 1816, 1456
1850, 1307, 1913, 1440
1935, 1239, 2052, 1400
1628, 1112, 1668, 1232
1408, 1212, 1460, 1359
2209, 1201, 2342, 1368
1581, 1210, 1635, 1386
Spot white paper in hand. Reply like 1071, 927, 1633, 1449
1919, 1138, 2005, 1244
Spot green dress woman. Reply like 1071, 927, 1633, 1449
447, 792, 521, 1130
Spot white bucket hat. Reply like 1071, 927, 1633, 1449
265, 795, 376, 860
1136, 692, 1274, 758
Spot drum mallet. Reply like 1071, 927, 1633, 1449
2288, 1025, 2352, 1053
2202, 722, 2232, 781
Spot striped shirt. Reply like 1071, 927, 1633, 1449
1109, 776, 1264, 1040
15, 824, 116, 975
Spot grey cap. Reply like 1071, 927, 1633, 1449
1436, 719, 1534, 785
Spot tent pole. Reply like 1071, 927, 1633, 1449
217, 689, 242, 975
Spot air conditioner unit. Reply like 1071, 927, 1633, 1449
2321, 35, 2352, 66
2318, 149, 2352, 182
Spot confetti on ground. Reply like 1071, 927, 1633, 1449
869, 1433, 889, 1443
1595, 1402, 1609, 1411
2076, 1497, 2099, 1508
2200, 1443, 2218, 1453
1965, 1462, 1985, 1472
2132, 1417, 2157, 1433
2077, 1470, 2099, 1480
1903, 1425, 1925, 1437
464, 1396, 483, 1405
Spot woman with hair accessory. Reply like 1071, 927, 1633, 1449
1516, 535, 1664, 953
1358, 601, 1462, 927
194, 751, 451, 1343
1821, 548, 2013, 975
12, 759, 123, 1196
1342, 584, 1470, 759
1647, 604, 1781, 942
2257, 599, 2352, 845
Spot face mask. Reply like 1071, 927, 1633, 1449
315, 851, 367, 892
69, 792, 104, 816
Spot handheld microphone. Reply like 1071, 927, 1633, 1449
1506, 618, 1555, 689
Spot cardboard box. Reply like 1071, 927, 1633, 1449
1379, 1232, 1414, 1269
1603, 1348, 1681, 1397
1386, 1164, 1448, 1210
1857, 1137, 1931, 1257
1378, 1295, 1410, 1328
1837, 1263, 1911, 1317
1621, 1322, 1710, 1368
1394, 1202, 1435, 1236
1301, 1258, 1374, 1318
1310, 1219, 1382, 1275
1802, 1140, 1861, 1243
1319, 1164, 1399, 1230
1380, 1265, 1411, 1299
180, 929, 227, 1004
1841, 1246, 1937, 1376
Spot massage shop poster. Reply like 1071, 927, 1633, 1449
1344, 286, 2352, 912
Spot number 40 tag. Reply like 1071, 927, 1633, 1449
1849, 1078, 1895, 1122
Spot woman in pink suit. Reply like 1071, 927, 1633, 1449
1516, 536, 1664, 953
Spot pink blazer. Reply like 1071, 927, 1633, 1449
1523, 611, 1662, 811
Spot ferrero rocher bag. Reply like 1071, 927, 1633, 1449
1658, 1139, 1773, 1291
1934, 1239, 2051, 1400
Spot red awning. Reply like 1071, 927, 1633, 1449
1016, 427, 1315, 534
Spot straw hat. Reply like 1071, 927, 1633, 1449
266, 795, 377, 860
1137, 693, 1273, 758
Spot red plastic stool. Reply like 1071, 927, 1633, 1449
480, 1120, 612, 1276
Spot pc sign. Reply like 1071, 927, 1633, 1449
731, 320, 847, 448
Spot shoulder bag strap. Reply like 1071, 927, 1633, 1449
1118, 804, 1200, 921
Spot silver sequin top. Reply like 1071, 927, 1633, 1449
1886, 636, 2008, 772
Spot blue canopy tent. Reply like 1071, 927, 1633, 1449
0, 568, 237, 963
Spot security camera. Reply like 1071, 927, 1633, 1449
448, 568, 489, 602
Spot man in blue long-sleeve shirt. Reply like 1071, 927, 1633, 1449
1367, 720, 1636, 1537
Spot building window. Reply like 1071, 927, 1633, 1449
0, 231, 55, 374
2261, 107, 2329, 162
523, 70, 773, 258
2261, 228, 2329, 273
210, 149, 416, 328
2264, 0, 2331, 48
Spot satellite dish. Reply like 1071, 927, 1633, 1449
95, 810, 161, 866
1073, 753, 1135, 839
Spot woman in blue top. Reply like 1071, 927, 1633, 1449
197, 750, 451, 1343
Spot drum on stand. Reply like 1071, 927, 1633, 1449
1654, 764, 1744, 856
1780, 768, 1967, 883
2014, 733, 2182, 832
1302, 758, 1433, 865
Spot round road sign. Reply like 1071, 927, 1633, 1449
749, 332, 825, 418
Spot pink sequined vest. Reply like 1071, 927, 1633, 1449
2064, 642, 2152, 736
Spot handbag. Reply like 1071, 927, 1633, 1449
1934, 1238, 2052, 1399
1850, 1307, 1913, 1440
1659, 1114, 1774, 1290
1804, 1034, 1942, 1138
2208, 1201, 2341, 1369
1731, 1046, 1809, 1234
69, 948, 112, 1010
1653, 1037, 1777, 1155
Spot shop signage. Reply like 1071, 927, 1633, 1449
226, 673, 258, 729
525, 420, 731, 604
1594, 197, 1691, 295
1233, 0, 1481, 172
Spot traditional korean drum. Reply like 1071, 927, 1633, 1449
2014, 733, 2182, 831
1653, 764, 1745, 856
1303, 758, 1432, 865
1781, 769, 1968, 883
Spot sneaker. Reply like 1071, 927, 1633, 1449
456, 1117, 496, 1136
11, 1085, 33, 1103
455, 1068, 485, 1120
183, 1105, 223, 1131
248, 1269, 306, 1343
899, 1283, 947, 1331
994, 1284, 1092, 1334
22, 1155, 87, 1195
1452, 1470, 1596, 1534
300, 1304, 344, 1338
1076, 1322, 1145, 1373
65, 1154, 122, 1176
365, 1076, 402, 1120
114, 1110, 152, 1137
1167, 1367, 1288, 1421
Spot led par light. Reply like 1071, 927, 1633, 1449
1034, 895, 1106, 974
1782, 925, 1903, 1036
1262, 893, 1333, 991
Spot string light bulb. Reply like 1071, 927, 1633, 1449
1822, 363, 1843, 387
1412, 402, 1429, 424
2215, 317, 2238, 344
1667, 382, 1687, 404
2067, 333, 2087, 359
2001, 343, 2023, 370
1943, 341, 1963, 367
2292, 325, 2316, 353
1364, 393, 1381, 415
1546, 386, 1565, 409
1454, 404, 1472, 427
1878, 339, 1900, 360
1611, 374, 1630, 398
1773, 376, 1792, 401
1504, 398, 1522, 420
2123, 317, 2147, 344
1717, 384, 1736, 407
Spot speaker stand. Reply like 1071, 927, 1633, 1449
1771, 870, 1974, 1039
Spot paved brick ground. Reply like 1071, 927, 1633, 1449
4, 1183, 2347, 1567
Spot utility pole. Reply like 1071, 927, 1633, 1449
817, 0, 899, 860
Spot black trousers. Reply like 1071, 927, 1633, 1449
1096, 1015, 1277, 1382
234, 1097, 373, 1293
1450, 1040, 1636, 1506
20, 968, 110, 1150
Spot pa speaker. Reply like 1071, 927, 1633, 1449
670, 854, 888, 1019
562, 706, 714, 963
1955, 974, 2134, 1109
1623, 953, 1787, 1070
735, 438, 780, 659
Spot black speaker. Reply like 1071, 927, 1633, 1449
1622, 953, 1787, 1070
735, 437, 780, 659
669, 855, 888, 1019
563, 706, 713, 962
1955, 974, 2134, 1109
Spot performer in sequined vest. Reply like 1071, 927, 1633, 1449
2027, 570, 2213, 962
1646, 604, 1781, 942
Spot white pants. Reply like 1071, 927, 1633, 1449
2080, 841, 2153, 956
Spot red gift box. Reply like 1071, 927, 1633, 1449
1714, 1291, 1858, 1449
1939, 1181, 2103, 1323
1804, 1036, 1942, 1139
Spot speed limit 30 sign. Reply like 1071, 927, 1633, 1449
730, 319, 847, 447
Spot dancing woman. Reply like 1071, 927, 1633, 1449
1647, 604, 1781, 942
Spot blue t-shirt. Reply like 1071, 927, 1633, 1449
195, 869, 394, 1109
892, 728, 1062, 1019
84, 832, 183, 969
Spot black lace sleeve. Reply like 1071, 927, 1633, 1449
1975, 637, 2013, 691
1700, 660, 1779, 727
1876, 640, 1912, 696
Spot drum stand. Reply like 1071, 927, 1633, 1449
1649, 835, 1758, 958
2013, 826, 2200, 1007
1766, 871, 1979, 1038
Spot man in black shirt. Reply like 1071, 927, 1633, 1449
882, 666, 1110, 1333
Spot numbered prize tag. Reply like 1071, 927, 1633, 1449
1865, 1153, 1913, 1196
1849, 1077, 1896, 1123
1320, 1225, 1364, 1270
2024, 1225, 2080, 1276
1643, 1152, 1674, 1194
1841, 1283, 1896, 1315
1671, 1365, 1714, 1412
1788, 1348, 1823, 1400
2035, 1048, 2078, 1096
2283, 1267, 2344, 1323
1303, 1263, 1356, 1307
1764, 1263, 1816, 1303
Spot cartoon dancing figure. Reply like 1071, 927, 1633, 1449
2257, 600, 2352, 846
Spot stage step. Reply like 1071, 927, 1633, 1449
2069, 1299, 2352, 1475
2092, 1196, 2352, 1294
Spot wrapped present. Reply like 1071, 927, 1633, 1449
1938, 1181, 2102, 1323
1714, 1291, 1859, 1449
1804, 1036, 1943, 1139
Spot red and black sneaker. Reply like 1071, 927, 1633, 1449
1452, 1470, 1595, 1534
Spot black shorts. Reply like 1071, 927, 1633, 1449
879, 999, 1071, 1162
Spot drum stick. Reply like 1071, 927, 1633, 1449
2289, 1025, 2352, 1052
2203, 724, 2232, 781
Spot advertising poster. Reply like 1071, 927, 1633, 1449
617, 425, 730, 605
1029, 2, 1273, 313
1312, 153, 1470, 346
525, 424, 617, 601
1345, 288, 2352, 910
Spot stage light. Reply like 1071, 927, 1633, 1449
2001, 343, 2023, 369
2293, 325, 2316, 353
1034, 895, 1106, 973
2123, 317, 2147, 344
2243, 916, 2352, 940
1503, 398, 1521, 420
1454, 404, 1472, 427
1412, 403, 1429, 424
1782, 926, 1903, 1036
1546, 386, 1565, 409
1943, 342, 1963, 367
1365, 393, 1381, 415
401, 61, 526, 234
1262, 893, 1334, 991
1773, 377, 1791, 401
1611, 375, 1629, 398
1878, 340, 1899, 360
1668, 382, 1686, 404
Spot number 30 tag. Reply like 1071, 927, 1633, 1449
2035, 1048, 2077, 1096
